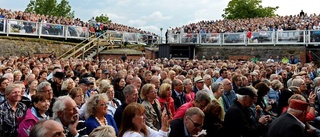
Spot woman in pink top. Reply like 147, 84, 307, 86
157, 83, 175, 116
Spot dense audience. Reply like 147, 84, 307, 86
171, 12, 320, 34
0, 52, 318, 137
0, 8, 157, 36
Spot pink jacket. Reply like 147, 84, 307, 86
18, 108, 38, 137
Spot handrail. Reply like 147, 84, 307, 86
58, 34, 96, 59
63, 32, 106, 59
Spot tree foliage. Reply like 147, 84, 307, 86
25, 0, 74, 18
95, 14, 112, 23
222, 0, 278, 19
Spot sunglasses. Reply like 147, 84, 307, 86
187, 117, 203, 128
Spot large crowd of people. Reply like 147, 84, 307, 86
0, 8, 156, 36
0, 52, 318, 137
171, 11, 320, 34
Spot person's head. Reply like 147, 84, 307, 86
150, 76, 160, 89
271, 80, 283, 91
28, 79, 39, 91
232, 74, 243, 87
5, 84, 22, 103
131, 76, 142, 90
53, 71, 65, 85
183, 78, 193, 92
172, 79, 184, 92
2, 73, 13, 84
68, 87, 84, 106
125, 74, 133, 85
184, 107, 205, 135
0, 77, 9, 90
287, 98, 308, 122
219, 68, 228, 78
37, 81, 53, 100
212, 82, 224, 97
194, 76, 204, 90
100, 84, 115, 100
13, 70, 22, 82
203, 74, 212, 87
61, 78, 75, 91
193, 90, 211, 110
89, 125, 116, 137
29, 120, 65, 137
118, 103, 147, 137
159, 83, 172, 98
52, 96, 78, 126
255, 82, 270, 98
292, 78, 307, 92
140, 83, 157, 101
144, 70, 152, 83
236, 86, 258, 108
204, 99, 222, 117
113, 78, 126, 90
222, 79, 232, 92
86, 94, 109, 118
123, 84, 139, 104
32, 93, 50, 113
160, 71, 168, 80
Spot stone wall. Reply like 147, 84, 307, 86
0, 38, 75, 58
196, 46, 306, 63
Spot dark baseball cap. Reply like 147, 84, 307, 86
237, 87, 257, 99
78, 78, 94, 85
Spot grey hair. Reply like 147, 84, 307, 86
185, 107, 205, 118
313, 77, 320, 86
292, 78, 304, 87
287, 108, 303, 114
37, 81, 51, 93
29, 120, 47, 137
271, 80, 283, 91
5, 84, 22, 95
123, 84, 137, 96
183, 78, 192, 86
203, 74, 211, 80
194, 90, 211, 104
52, 96, 73, 119
211, 82, 222, 93
236, 94, 245, 100
85, 94, 109, 119
89, 125, 116, 137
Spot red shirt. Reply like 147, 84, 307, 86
158, 97, 175, 116
173, 102, 194, 120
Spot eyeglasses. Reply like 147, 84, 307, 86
43, 89, 53, 94
187, 117, 203, 128
99, 102, 108, 107
75, 94, 84, 98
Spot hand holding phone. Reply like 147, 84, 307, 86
163, 102, 171, 118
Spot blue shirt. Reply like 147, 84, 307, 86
85, 114, 118, 135
222, 90, 236, 112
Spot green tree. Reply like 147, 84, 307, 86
222, 0, 278, 19
25, 0, 74, 18
95, 14, 112, 23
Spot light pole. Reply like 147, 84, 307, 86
160, 28, 163, 44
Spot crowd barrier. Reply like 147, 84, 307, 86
0, 19, 160, 45
167, 30, 320, 45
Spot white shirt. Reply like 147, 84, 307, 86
122, 126, 169, 137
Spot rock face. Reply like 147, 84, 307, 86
196, 46, 306, 62
0, 38, 74, 58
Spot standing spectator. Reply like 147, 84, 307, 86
0, 84, 27, 137
307, 50, 313, 63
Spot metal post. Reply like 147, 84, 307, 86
160, 28, 163, 44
